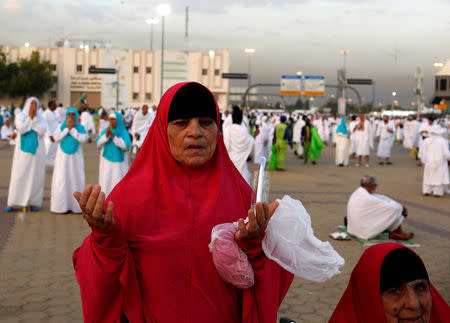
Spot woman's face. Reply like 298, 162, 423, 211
67, 112, 76, 121
167, 117, 217, 168
381, 279, 432, 323
109, 117, 117, 128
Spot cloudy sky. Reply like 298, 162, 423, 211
1, 0, 449, 106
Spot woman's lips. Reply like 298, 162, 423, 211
186, 145, 204, 150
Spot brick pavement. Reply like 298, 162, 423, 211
0, 141, 448, 322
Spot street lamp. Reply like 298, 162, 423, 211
433, 62, 443, 68
158, 4, 171, 98
244, 48, 255, 89
340, 49, 350, 114
24, 42, 30, 47
209, 50, 215, 87
145, 17, 159, 51
296, 71, 303, 76
392, 91, 397, 111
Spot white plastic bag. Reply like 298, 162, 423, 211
262, 195, 345, 282
208, 223, 255, 289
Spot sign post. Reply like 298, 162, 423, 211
280, 75, 325, 96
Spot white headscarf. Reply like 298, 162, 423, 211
17, 97, 47, 131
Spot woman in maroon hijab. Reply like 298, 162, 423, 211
73, 82, 294, 323
329, 243, 449, 323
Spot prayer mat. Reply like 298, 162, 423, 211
336, 225, 421, 247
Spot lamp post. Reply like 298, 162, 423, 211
209, 50, 215, 88
158, 4, 170, 98
244, 48, 255, 89
24, 42, 30, 48
392, 91, 397, 114
145, 17, 159, 51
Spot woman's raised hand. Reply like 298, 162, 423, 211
73, 184, 115, 230
235, 201, 279, 241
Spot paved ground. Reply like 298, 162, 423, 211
0, 140, 448, 322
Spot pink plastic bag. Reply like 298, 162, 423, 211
208, 223, 255, 289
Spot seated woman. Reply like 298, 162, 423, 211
329, 243, 449, 322
73, 82, 294, 322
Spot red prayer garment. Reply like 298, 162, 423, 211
329, 243, 450, 323
73, 82, 294, 323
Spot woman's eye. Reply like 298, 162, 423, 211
173, 120, 188, 126
199, 119, 213, 126
414, 282, 428, 292
388, 287, 403, 295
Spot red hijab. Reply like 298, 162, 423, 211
329, 243, 449, 323
73, 82, 292, 322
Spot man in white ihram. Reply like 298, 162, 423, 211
131, 104, 154, 149
43, 100, 60, 166
80, 107, 96, 142
346, 175, 414, 240
223, 106, 254, 183
376, 115, 395, 165
419, 125, 450, 197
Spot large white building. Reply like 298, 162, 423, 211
1, 46, 231, 110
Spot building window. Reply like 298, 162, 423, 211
145, 92, 152, 100
440, 78, 447, 91
76, 64, 83, 72
146, 67, 152, 74
50, 91, 57, 98
435, 79, 439, 91
89, 65, 96, 70
202, 68, 208, 76
214, 69, 220, 76
51, 64, 56, 71
133, 66, 139, 73
133, 92, 139, 100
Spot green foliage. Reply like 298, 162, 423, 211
0, 49, 57, 102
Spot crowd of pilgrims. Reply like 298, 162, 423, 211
0, 81, 449, 322
1, 97, 449, 213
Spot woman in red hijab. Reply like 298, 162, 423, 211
329, 243, 449, 323
72, 82, 294, 323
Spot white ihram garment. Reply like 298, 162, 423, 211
348, 121, 357, 155
131, 110, 154, 147
223, 124, 255, 183
8, 110, 47, 207
98, 119, 109, 134
376, 122, 395, 158
353, 124, 373, 156
421, 130, 450, 196
335, 133, 350, 166
317, 119, 330, 143
80, 111, 96, 135
418, 121, 432, 153
97, 134, 129, 197
347, 187, 404, 240
1, 125, 15, 145
293, 119, 304, 155
50, 127, 88, 213
254, 124, 270, 164
43, 109, 60, 166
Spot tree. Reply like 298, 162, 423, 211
7, 51, 57, 103
323, 99, 338, 114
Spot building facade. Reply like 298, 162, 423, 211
433, 59, 450, 106
1, 46, 231, 111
